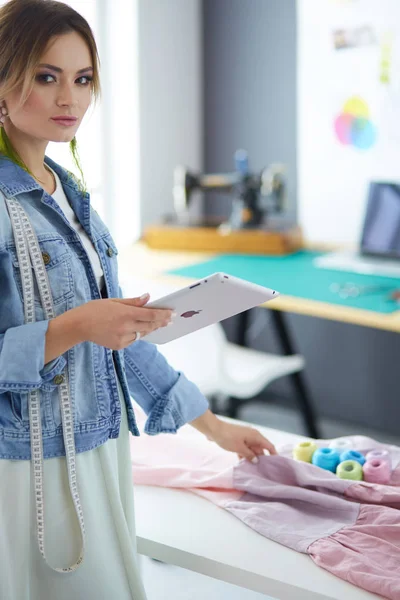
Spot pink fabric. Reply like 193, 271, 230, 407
345, 479, 400, 509
130, 408, 400, 598
130, 407, 242, 504
309, 504, 400, 599
227, 456, 360, 552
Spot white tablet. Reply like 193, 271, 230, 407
144, 272, 279, 344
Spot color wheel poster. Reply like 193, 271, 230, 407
297, 0, 400, 245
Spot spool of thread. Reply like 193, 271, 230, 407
293, 441, 318, 462
329, 438, 353, 453
339, 450, 366, 466
311, 447, 341, 472
365, 449, 391, 465
363, 459, 391, 484
337, 460, 364, 481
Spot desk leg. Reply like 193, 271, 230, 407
236, 308, 250, 346
223, 312, 249, 419
226, 310, 320, 439
269, 309, 319, 439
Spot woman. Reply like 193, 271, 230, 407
0, 1, 276, 598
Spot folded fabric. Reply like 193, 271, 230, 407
130, 408, 400, 599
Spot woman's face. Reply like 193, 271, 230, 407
4, 31, 93, 143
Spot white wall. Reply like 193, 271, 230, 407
137, 0, 203, 232
297, 0, 400, 247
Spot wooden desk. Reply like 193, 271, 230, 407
119, 242, 400, 333
133, 415, 381, 600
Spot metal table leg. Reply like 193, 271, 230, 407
269, 309, 319, 438
225, 309, 320, 439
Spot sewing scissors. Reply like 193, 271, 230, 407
329, 282, 397, 299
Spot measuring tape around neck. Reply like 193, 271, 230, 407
6, 197, 85, 573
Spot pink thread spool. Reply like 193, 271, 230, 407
365, 449, 391, 465
363, 458, 391, 484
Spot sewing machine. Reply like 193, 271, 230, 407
172, 149, 286, 229
143, 150, 303, 255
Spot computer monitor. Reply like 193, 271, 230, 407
360, 182, 400, 259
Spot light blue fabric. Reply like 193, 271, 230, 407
0, 155, 208, 460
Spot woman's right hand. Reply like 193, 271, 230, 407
75, 293, 173, 350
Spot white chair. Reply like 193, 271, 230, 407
120, 276, 306, 419
156, 321, 305, 414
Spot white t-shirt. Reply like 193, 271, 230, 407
47, 166, 105, 294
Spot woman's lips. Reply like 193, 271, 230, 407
51, 117, 78, 127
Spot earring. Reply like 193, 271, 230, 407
0, 101, 8, 126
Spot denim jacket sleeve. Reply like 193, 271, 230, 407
0, 320, 66, 392
118, 287, 209, 434
123, 339, 209, 435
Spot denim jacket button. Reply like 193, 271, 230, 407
42, 252, 51, 265
106, 247, 114, 257
53, 374, 65, 385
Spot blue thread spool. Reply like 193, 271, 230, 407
311, 447, 341, 472
339, 450, 366, 466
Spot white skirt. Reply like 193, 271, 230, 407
0, 375, 147, 600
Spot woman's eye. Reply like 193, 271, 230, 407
36, 74, 93, 85
76, 76, 93, 85
36, 73, 55, 84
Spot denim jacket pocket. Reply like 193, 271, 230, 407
10, 387, 57, 432
9, 390, 29, 430
11, 236, 74, 318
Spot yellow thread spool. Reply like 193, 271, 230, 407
293, 441, 318, 462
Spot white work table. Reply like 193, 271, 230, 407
133, 418, 382, 600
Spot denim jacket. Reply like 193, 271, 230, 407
0, 154, 208, 460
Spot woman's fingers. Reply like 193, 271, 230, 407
135, 307, 173, 324
128, 317, 172, 339
124, 320, 164, 344
135, 319, 171, 336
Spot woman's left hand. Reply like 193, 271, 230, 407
211, 420, 277, 463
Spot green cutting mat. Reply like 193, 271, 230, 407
167, 251, 400, 314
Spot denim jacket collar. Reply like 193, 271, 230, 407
0, 153, 91, 236
0, 153, 85, 197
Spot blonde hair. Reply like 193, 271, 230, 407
0, 0, 102, 193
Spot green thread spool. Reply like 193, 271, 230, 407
336, 460, 364, 481
293, 441, 318, 462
